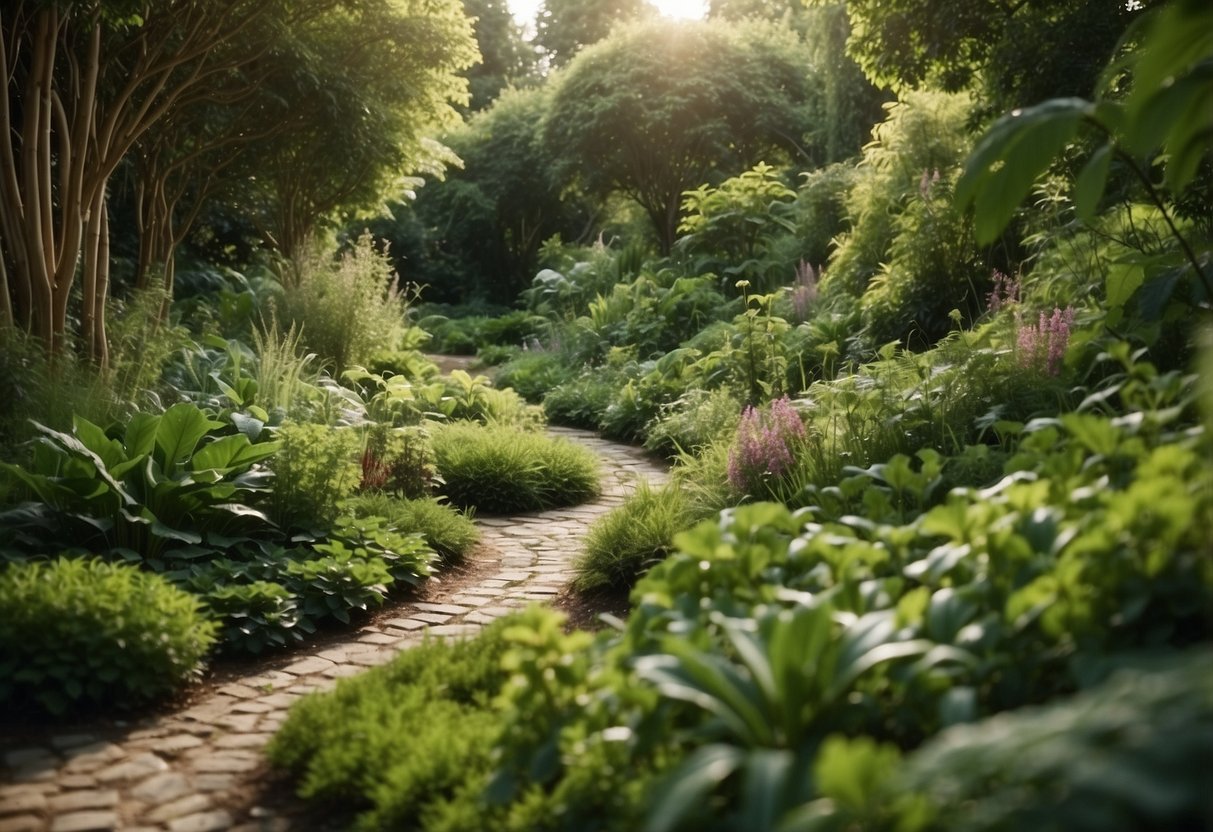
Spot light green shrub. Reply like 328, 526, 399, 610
0, 557, 217, 715
269, 422, 362, 528
281, 233, 412, 373
824, 90, 974, 300
267, 618, 514, 829
432, 422, 600, 513
344, 493, 478, 564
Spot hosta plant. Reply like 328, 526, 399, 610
0, 402, 279, 564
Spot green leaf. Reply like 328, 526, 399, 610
1073, 143, 1113, 221
124, 412, 161, 460
739, 749, 796, 832
1105, 261, 1146, 309
156, 404, 223, 473
646, 744, 746, 832
229, 411, 265, 442
956, 99, 1088, 244
191, 435, 279, 475
73, 416, 124, 469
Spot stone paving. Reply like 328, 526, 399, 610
0, 427, 668, 831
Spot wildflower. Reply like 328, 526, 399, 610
1016, 306, 1074, 376
987, 270, 1020, 315
727, 397, 807, 494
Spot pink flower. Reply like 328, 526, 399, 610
987, 270, 1020, 315
727, 397, 807, 493
1016, 306, 1074, 376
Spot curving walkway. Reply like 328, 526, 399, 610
0, 428, 668, 832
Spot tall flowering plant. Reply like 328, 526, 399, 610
1016, 306, 1075, 376
727, 397, 807, 495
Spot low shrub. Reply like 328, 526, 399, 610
267, 617, 514, 829
493, 351, 575, 403
543, 371, 620, 429
344, 493, 479, 564
0, 557, 217, 715
432, 422, 600, 513
269, 422, 362, 528
644, 387, 743, 458
575, 482, 703, 592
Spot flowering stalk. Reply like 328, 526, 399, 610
727, 396, 807, 494
986, 269, 1021, 315
1016, 306, 1075, 376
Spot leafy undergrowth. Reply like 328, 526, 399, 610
272, 346, 1213, 830
432, 422, 601, 513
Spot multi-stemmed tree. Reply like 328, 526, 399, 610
1, 0, 475, 363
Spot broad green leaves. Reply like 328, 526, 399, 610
956, 0, 1213, 259
955, 99, 1088, 244
0, 403, 280, 562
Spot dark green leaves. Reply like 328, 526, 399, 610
955, 98, 1088, 244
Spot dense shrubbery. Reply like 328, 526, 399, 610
272, 351, 1213, 827
0, 557, 217, 715
432, 422, 600, 513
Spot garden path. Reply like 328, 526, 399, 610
0, 428, 668, 832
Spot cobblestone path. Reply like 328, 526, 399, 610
0, 428, 668, 832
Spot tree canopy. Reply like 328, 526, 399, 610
543, 18, 819, 252
832, 0, 1143, 111
534, 0, 650, 68
0, 0, 475, 359
462, 0, 538, 111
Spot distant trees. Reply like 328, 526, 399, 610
832, 0, 1142, 111
462, 0, 537, 111
534, 0, 650, 67
543, 19, 819, 252
1, 0, 476, 361
407, 85, 592, 302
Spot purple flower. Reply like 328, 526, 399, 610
1016, 306, 1074, 376
727, 397, 807, 494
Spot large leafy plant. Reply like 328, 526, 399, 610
956, 0, 1213, 310
0, 402, 280, 563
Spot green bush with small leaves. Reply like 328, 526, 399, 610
267, 617, 515, 830
432, 422, 600, 513
344, 493, 478, 564
269, 422, 362, 528
0, 557, 217, 715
